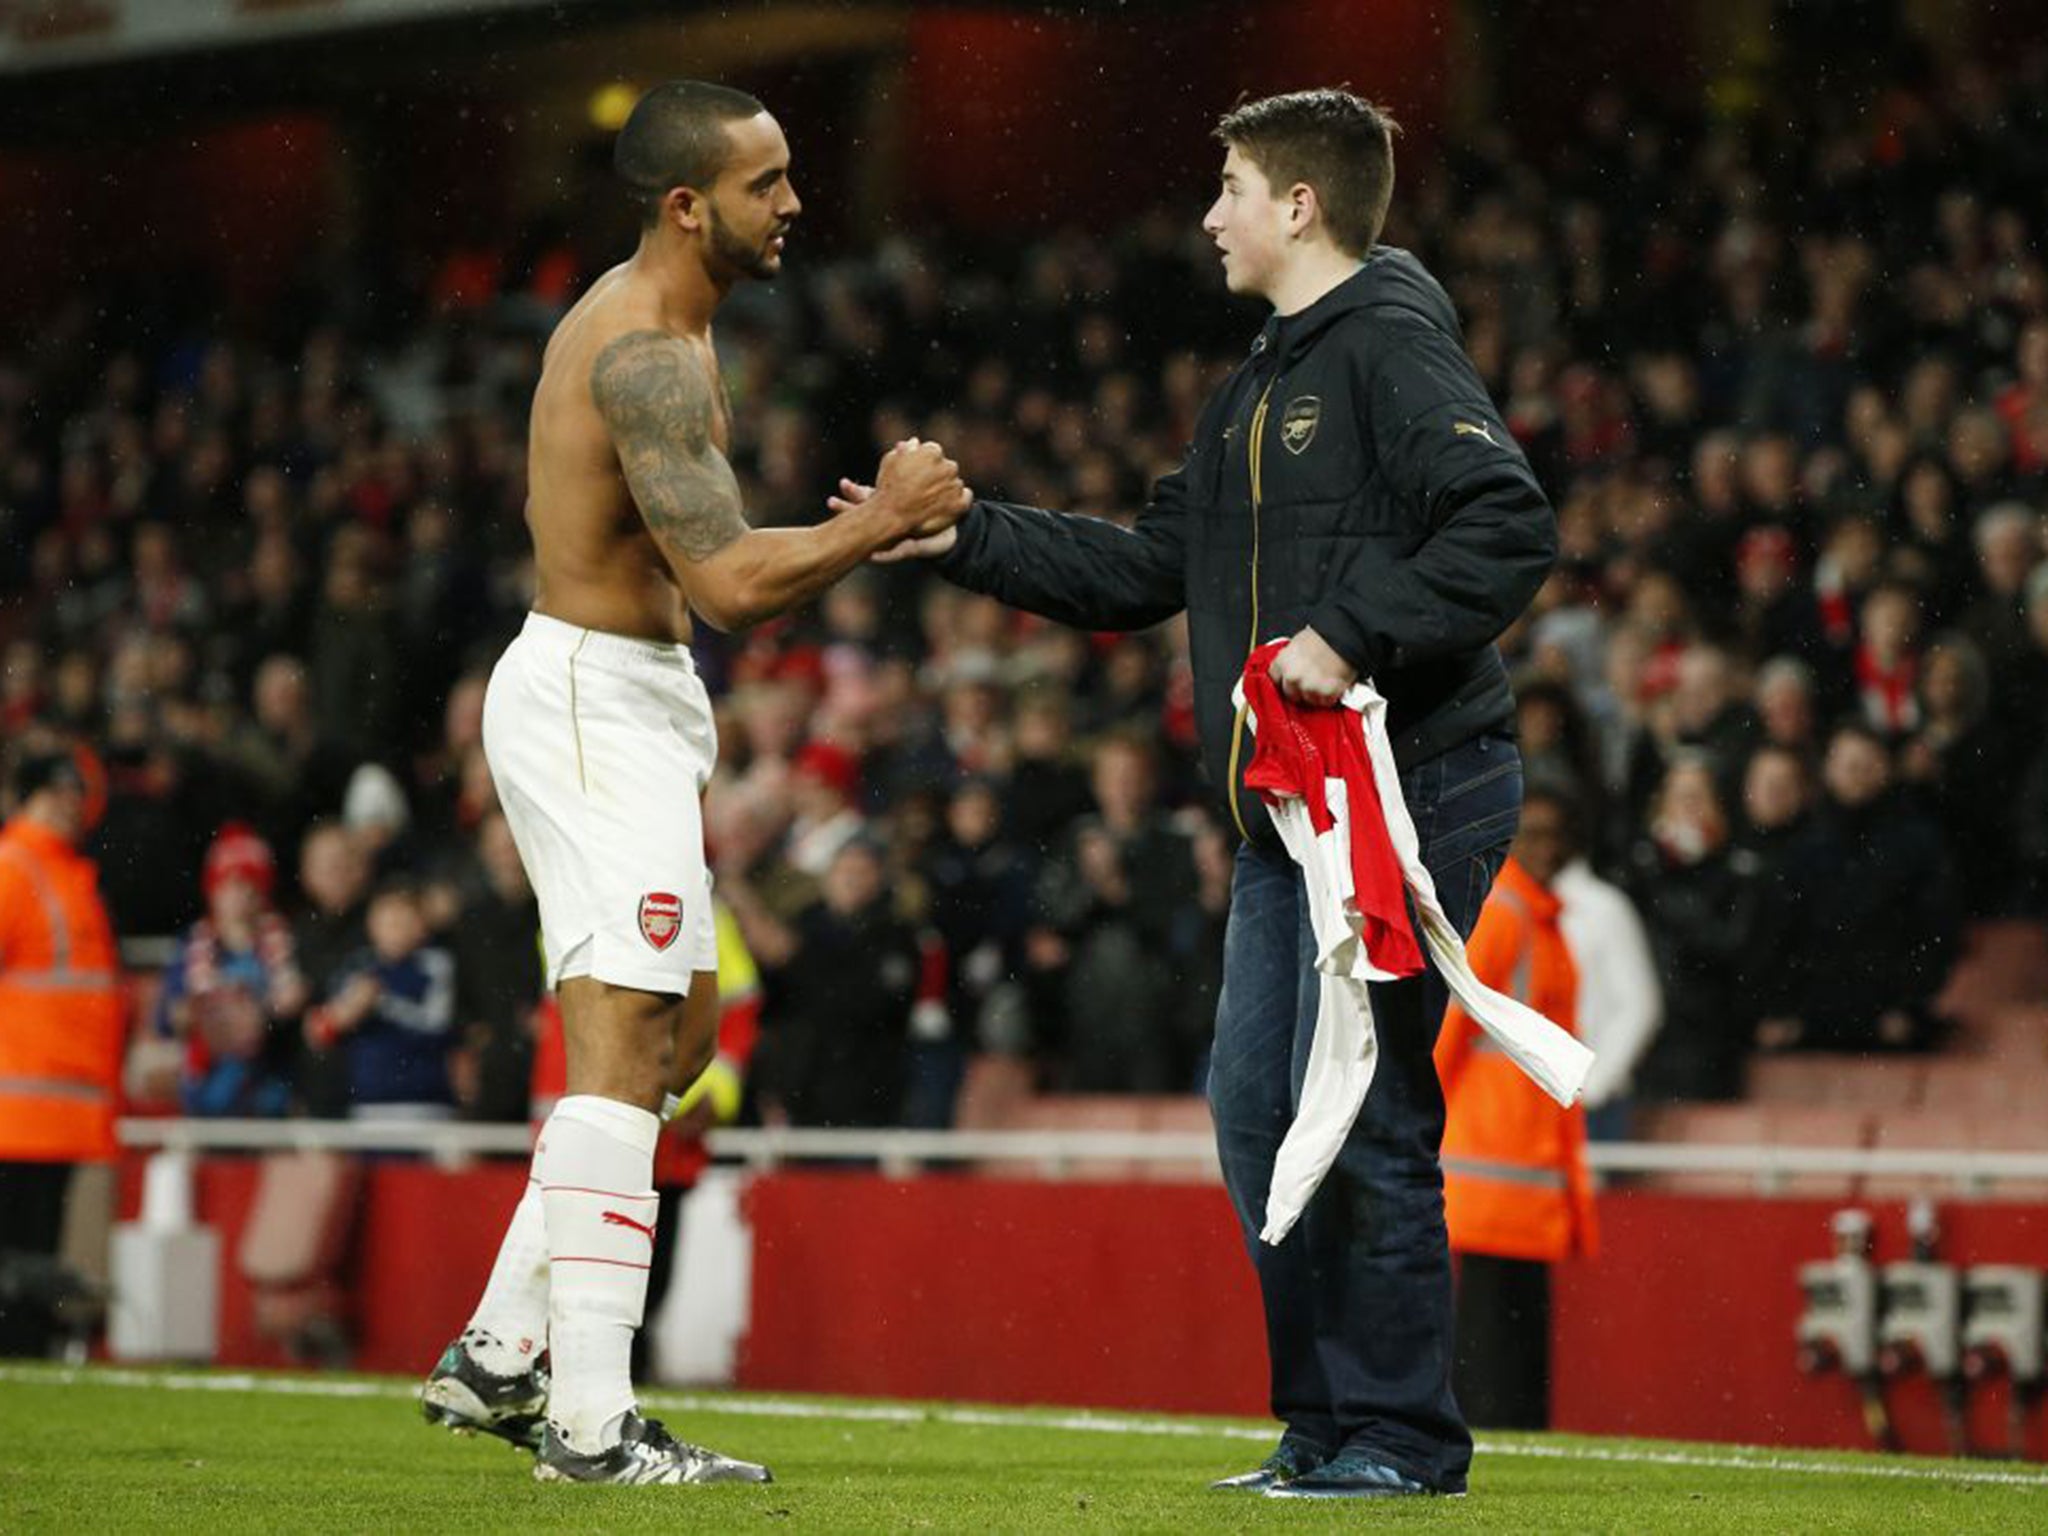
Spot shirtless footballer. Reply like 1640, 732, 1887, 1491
418, 81, 971, 1488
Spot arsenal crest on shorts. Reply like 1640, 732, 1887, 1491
637, 891, 682, 951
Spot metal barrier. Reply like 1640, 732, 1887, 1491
114, 1117, 2048, 1194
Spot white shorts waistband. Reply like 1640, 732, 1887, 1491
518, 610, 697, 676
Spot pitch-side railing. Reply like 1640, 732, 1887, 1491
114, 1118, 2048, 1196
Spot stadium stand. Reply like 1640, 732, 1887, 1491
0, 28, 2043, 1166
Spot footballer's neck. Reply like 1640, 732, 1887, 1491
1267, 242, 1365, 318
631, 229, 727, 334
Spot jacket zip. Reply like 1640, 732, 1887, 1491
1225, 376, 1277, 842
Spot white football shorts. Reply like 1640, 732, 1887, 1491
483, 610, 717, 995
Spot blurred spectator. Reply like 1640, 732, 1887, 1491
1902, 633, 2017, 914
308, 529, 399, 762
1961, 504, 2043, 682
1177, 810, 1235, 1084
157, 824, 306, 1117
921, 779, 1037, 1060
2018, 573, 2048, 909
1667, 645, 1760, 808
1753, 656, 1821, 756
126, 523, 209, 635
90, 713, 215, 936
341, 762, 413, 874
1589, 628, 1666, 844
2015, 563, 2048, 723
1031, 734, 1201, 1091
1812, 512, 1886, 689
1, 641, 44, 736
785, 740, 866, 879
1625, 757, 1765, 1102
1555, 804, 1663, 1143
1731, 526, 1826, 667
416, 745, 501, 927
1005, 689, 1094, 854
1769, 723, 1959, 1052
1513, 680, 1609, 850
449, 812, 543, 1123
412, 673, 492, 863
290, 822, 373, 1118
1853, 584, 1924, 739
218, 526, 310, 690
752, 839, 920, 1128
1737, 745, 1817, 1051
394, 500, 487, 742
224, 655, 355, 857
1895, 457, 1972, 624
1738, 745, 1816, 863
306, 878, 457, 1118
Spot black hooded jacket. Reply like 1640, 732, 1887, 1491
939, 248, 1557, 849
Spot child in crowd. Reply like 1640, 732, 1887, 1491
158, 823, 306, 1116
306, 877, 457, 1119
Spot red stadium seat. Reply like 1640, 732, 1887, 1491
1935, 921, 2048, 1045
1968, 1004, 2048, 1060
985, 1096, 1156, 1180
1761, 1107, 1873, 1199
951, 1054, 1038, 1131
1745, 1053, 1922, 1111
1137, 1096, 1217, 1183
1634, 1104, 1775, 1197
1957, 1114, 2048, 1201
1916, 1057, 2041, 1115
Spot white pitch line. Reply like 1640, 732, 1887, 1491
0, 1366, 409, 1400
3, 1365, 2043, 1490
1465, 1437, 2047, 1489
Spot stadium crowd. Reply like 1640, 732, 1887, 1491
2, 48, 2046, 1133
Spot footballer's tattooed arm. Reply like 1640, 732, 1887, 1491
589, 328, 970, 631
589, 329, 748, 567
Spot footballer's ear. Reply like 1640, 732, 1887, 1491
665, 184, 710, 234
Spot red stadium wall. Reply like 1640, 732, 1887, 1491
1552, 1193, 2048, 1460
742, 1173, 1268, 1415
117, 1158, 2048, 1461
114, 1155, 522, 1374
3, 114, 334, 313
904, 1, 1452, 235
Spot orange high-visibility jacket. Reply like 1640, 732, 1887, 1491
0, 817, 126, 1162
1435, 856, 1597, 1263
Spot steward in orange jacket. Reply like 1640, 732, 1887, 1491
1434, 786, 1594, 1429
1436, 854, 1597, 1262
0, 747, 125, 1358
0, 751, 125, 1165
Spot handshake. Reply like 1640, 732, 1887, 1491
830, 438, 972, 562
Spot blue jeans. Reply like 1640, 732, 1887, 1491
1208, 732, 1522, 1494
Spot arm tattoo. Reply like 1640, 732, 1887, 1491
590, 329, 748, 563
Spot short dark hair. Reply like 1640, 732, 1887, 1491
369, 873, 424, 906
8, 748, 82, 805
1215, 89, 1399, 256
1826, 717, 1890, 756
614, 80, 766, 229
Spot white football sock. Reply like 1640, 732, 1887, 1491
538, 1094, 661, 1453
461, 1154, 550, 1378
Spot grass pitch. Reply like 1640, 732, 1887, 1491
0, 1364, 2039, 1533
